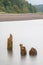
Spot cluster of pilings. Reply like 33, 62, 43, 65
7, 34, 37, 56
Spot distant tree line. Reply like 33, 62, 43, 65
0, 0, 37, 13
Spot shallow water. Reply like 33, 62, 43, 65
0, 20, 43, 65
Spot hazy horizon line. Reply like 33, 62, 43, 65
26, 0, 43, 5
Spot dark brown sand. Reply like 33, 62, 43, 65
0, 13, 43, 21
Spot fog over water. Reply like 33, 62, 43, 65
26, 0, 43, 5
0, 19, 43, 65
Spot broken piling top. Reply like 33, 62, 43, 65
10, 34, 13, 40
20, 44, 23, 47
7, 34, 13, 51
19, 44, 23, 49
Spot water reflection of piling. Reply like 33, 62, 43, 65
7, 50, 13, 57
7, 34, 13, 51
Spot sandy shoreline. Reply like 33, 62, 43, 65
0, 13, 43, 21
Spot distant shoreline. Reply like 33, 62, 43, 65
0, 13, 43, 21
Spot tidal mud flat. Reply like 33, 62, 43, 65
0, 13, 43, 21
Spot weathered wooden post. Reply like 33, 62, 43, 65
19, 44, 27, 56
29, 47, 37, 56
7, 34, 13, 51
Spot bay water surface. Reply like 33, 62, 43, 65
0, 20, 43, 65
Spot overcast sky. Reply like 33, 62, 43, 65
26, 0, 43, 5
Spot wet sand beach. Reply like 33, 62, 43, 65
0, 13, 43, 21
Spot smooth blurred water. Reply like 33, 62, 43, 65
0, 19, 43, 65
